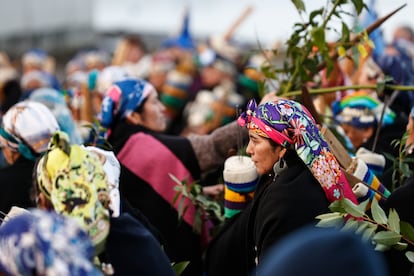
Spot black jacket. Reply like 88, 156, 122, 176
205, 151, 330, 275
0, 156, 36, 215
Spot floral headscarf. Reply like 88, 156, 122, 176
238, 98, 357, 203
36, 131, 111, 254
0, 209, 102, 276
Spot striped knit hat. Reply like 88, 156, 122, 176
223, 156, 258, 218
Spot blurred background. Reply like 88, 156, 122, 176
0, 0, 411, 75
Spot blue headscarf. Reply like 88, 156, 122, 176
100, 78, 154, 128
0, 209, 102, 275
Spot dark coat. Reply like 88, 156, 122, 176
109, 121, 203, 276
0, 156, 36, 215
105, 212, 175, 276
383, 175, 414, 276
204, 151, 330, 275
362, 116, 407, 190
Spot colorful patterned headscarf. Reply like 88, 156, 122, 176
0, 101, 59, 160
0, 209, 102, 276
100, 78, 154, 128
238, 98, 357, 203
36, 131, 111, 254
332, 92, 396, 128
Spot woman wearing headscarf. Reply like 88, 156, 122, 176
34, 131, 175, 275
204, 98, 357, 275
99, 78, 247, 276
0, 101, 59, 214
0, 209, 102, 276
332, 92, 407, 189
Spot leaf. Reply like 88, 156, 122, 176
405, 251, 414, 263
316, 216, 344, 228
311, 27, 326, 52
388, 208, 400, 233
372, 231, 401, 246
375, 243, 391, 252
371, 198, 387, 225
355, 221, 370, 235
337, 46, 346, 58
172, 261, 190, 276
351, 0, 364, 14
393, 242, 408, 251
316, 212, 343, 220
309, 8, 323, 24
400, 221, 414, 242
342, 198, 366, 218
291, 0, 306, 13
357, 44, 368, 58
341, 218, 359, 232
362, 224, 377, 241
340, 23, 350, 43
356, 198, 370, 213
328, 199, 346, 213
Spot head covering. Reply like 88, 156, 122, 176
257, 225, 388, 276
0, 209, 101, 276
36, 131, 111, 254
96, 65, 130, 95
0, 101, 59, 160
162, 9, 196, 50
29, 87, 82, 144
86, 146, 121, 217
332, 92, 396, 128
238, 98, 356, 203
22, 48, 48, 69
99, 78, 154, 128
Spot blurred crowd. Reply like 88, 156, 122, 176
0, 9, 414, 276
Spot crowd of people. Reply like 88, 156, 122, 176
0, 11, 414, 275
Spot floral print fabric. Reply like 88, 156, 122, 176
0, 209, 102, 276
238, 98, 357, 203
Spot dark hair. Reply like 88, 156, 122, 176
134, 96, 149, 114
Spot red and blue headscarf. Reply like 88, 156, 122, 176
100, 78, 154, 128
238, 98, 357, 203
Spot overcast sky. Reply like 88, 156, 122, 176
93, 0, 412, 46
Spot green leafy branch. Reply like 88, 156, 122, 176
316, 198, 414, 263
383, 133, 414, 192
170, 173, 224, 235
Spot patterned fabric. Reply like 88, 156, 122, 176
86, 146, 121, 218
0, 101, 59, 160
0, 209, 102, 276
238, 98, 357, 203
332, 92, 396, 128
100, 79, 153, 128
36, 131, 111, 254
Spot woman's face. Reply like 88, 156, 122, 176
138, 89, 167, 132
340, 124, 373, 149
246, 131, 282, 175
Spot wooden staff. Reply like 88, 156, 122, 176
223, 5, 254, 42
315, 3, 407, 74
301, 86, 388, 200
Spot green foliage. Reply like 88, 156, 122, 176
82, 117, 113, 151
384, 133, 414, 191
316, 198, 414, 262
171, 261, 190, 276
255, 0, 372, 97
170, 173, 224, 235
